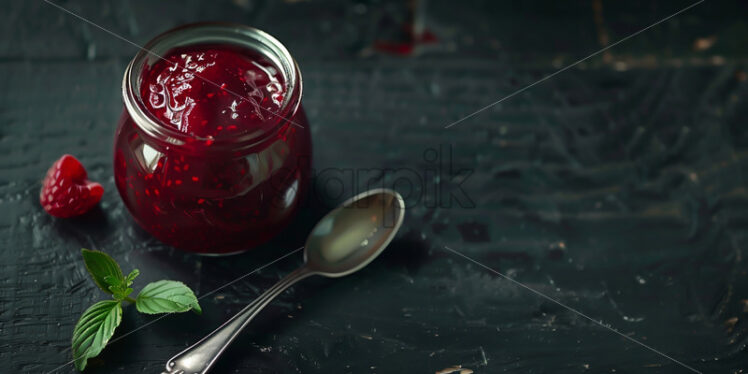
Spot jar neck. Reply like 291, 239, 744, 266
122, 23, 302, 156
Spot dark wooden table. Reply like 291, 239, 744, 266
2, 0, 747, 373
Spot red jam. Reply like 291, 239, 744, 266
140, 45, 285, 140
114, 30, 311, 255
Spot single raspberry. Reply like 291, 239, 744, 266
40, 154, 104, 218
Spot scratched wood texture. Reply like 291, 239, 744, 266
1, 0, 748, 373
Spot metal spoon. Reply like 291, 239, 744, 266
163, 188, 405, 374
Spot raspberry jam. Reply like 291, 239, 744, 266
140, 45, 286, 140
114, 24, 311, 254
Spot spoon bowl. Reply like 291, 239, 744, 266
304, 188, 405, 277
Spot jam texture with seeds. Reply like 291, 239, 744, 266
140, 44, 285, 138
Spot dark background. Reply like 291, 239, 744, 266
2, 0, 748, 373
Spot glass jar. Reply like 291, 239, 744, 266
114, 23, 311, 255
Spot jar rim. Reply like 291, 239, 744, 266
122, 22, 303, 153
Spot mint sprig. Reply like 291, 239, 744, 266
81, 248, 124, 294
137, 280, 203, 315
72, 249, 201, 371
72, 300, 121, 371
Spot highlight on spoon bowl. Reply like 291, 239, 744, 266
304, 188, 405, 277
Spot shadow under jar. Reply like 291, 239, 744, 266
114, 23, 311, 255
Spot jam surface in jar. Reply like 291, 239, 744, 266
115, 41, 311, 254
141, 44, 286, 139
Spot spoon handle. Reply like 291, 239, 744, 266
163, 266, 314, 374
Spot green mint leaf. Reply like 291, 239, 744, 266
136, 280, 202, 315
81, 249, 124, 294
107, 283, 134, 301
108, 286, 131, 299
102, 275, 120, 287
72, 300, 122, 371
125, 269, 140, 286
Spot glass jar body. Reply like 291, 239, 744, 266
113, 108, 311, 254
114, 23, 311, 254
